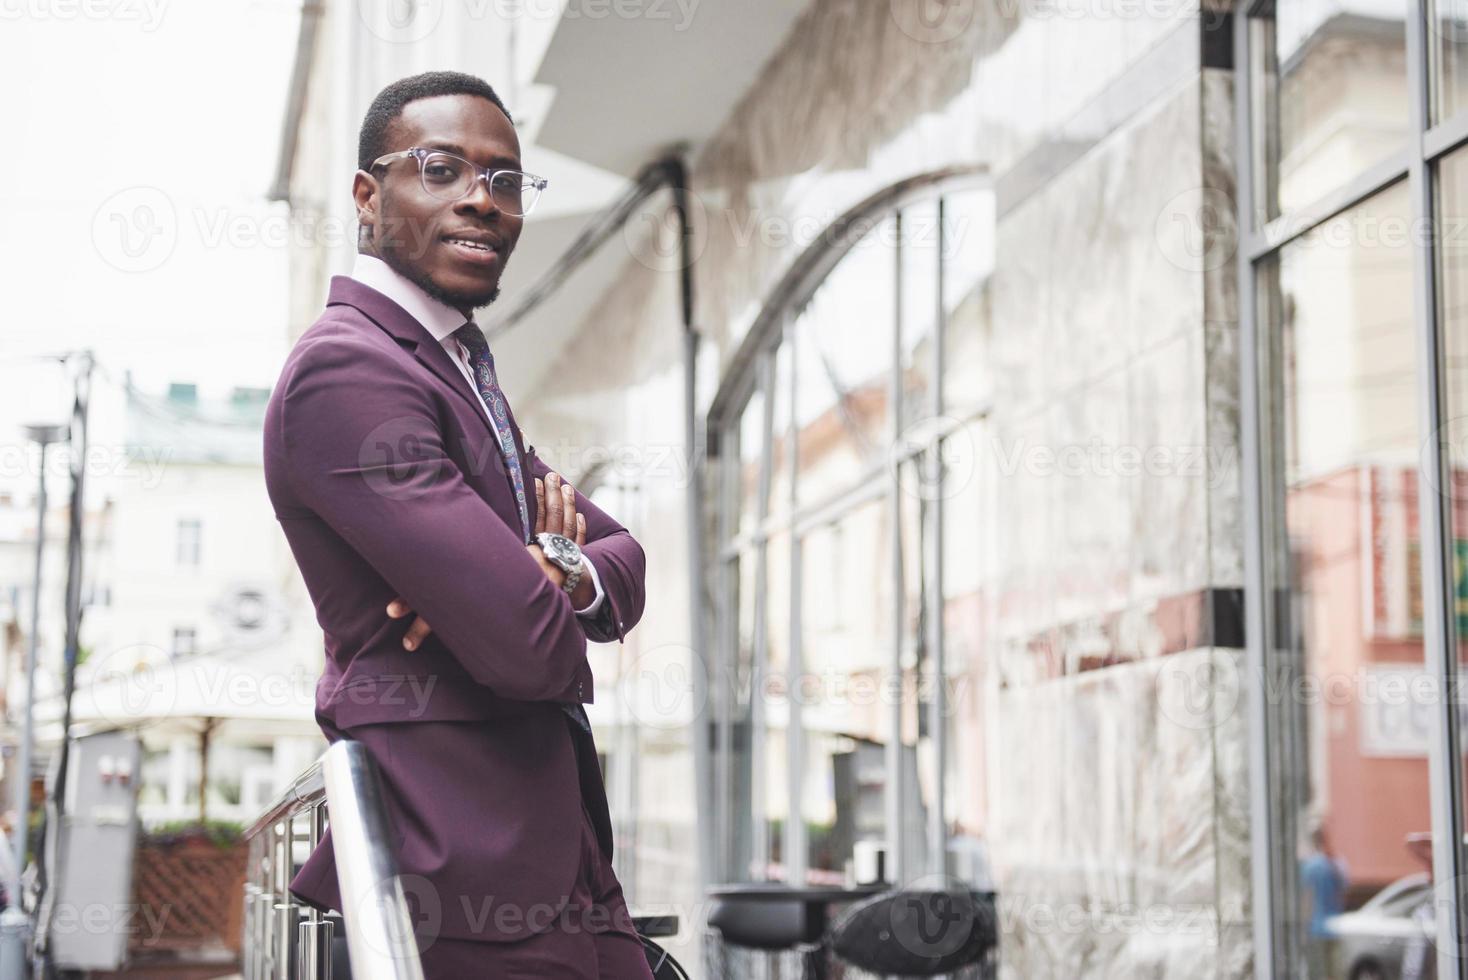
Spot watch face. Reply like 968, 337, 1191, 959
545, 533, 580, 563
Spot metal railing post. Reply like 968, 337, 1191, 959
241, 741, 423, 980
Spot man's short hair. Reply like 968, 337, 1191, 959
358, 71, 513, 172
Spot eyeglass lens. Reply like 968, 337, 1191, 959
419, 152, 537, 214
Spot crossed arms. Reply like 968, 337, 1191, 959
276, 332, 646, 703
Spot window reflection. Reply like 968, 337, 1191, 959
736, 388, 766, 539
715, 185, 996, 895
792, 217, 895, 504
1263, 180, 1428, 979
941, 188, 997, 423
1435, 0, 1468, 122
799, 499, 891, 881
1256, 0, 1408, 216
900, 199, 941, 430
1436, 143, 1468, 968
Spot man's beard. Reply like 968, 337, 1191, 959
382, 245, 499, 313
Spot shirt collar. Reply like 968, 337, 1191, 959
349, 253, 470, 344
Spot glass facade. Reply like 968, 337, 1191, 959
1242, 0, 1468, 972
713, 199, 988, 887
510, 0, 1468, 973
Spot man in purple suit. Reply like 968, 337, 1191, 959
263, 71, 655, 978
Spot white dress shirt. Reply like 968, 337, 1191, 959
350, 253, 605, 616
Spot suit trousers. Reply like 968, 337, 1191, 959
414, 799, 655, 980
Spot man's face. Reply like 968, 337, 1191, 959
353, 93, 524, 313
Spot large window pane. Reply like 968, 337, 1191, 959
770, 341, 794, 519
798, 500, 890, 881
899, 199, 941, 431
1255, 0, 1409, 217
792, 217, 896, 505
941, 188, 997, 423
899, 459, 934, 879
1436, 143, 1468, 930
1263, 180, 1427, 978
735, 386, 766, 539
764, 530, 793, 880
1434, 0, 1468, 122
940, 422, 995, 889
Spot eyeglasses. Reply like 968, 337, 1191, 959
369, 147, 548, 216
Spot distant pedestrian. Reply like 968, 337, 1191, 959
1301, 827, 1346, 978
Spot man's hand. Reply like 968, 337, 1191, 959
388, 471, 589, 649
528, 472, 594, 609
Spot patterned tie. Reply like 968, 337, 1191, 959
452, 322, 592, 734
453, 322, 532, 544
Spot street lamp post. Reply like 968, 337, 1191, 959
0, 423, 68, 980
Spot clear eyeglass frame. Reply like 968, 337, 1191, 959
370, 147, 548, 216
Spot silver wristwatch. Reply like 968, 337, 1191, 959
535, 531, 583, 595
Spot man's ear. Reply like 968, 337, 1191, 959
351, 169, 379, 240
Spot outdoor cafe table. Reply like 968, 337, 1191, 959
704, 883, 888, 980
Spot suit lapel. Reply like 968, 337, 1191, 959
412, 334, 498, 442
326, 277, 526, 522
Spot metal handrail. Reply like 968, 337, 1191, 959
242, 740, 424, 980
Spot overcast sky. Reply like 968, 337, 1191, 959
0, 0, 301, 494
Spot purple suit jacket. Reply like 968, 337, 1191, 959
263, 276, 646, 943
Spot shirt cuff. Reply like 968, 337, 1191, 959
573, 554, 606, 616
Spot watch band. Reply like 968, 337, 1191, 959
561, 561, 582, 595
